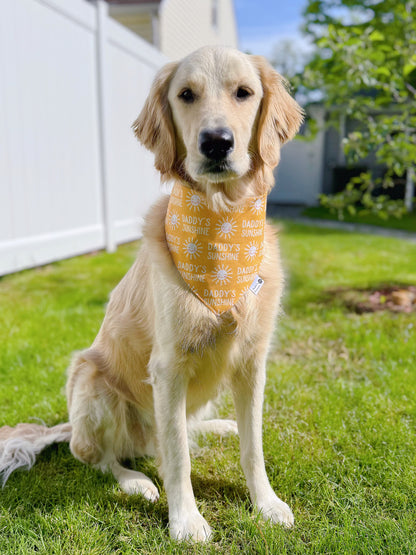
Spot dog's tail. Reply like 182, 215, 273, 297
0, 422, 72, 486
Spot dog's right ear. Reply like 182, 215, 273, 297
132, 61, 179, 178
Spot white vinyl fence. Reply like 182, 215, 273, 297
0, 0, 167, 276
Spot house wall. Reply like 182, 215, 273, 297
0, 0, 167, 276
160, 0, 238, 60
269, 106, 326, 206
108, 8, 154, 44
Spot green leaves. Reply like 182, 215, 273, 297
302, 0, 416, 217
376, 67, 391, 78
368, 30, 384, 42
404, 63, 416, 78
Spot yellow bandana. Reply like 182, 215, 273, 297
165, 182, 267, 315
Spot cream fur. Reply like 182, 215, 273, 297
0, 46, 303, 543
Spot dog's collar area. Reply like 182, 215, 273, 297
165, 182, 267, 315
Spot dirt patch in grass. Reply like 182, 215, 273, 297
329, 284, 416, 314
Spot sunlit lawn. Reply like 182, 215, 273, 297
1, 222, 415, 553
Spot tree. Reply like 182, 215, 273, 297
270, 38, 312, 81
302, 0, 416, 218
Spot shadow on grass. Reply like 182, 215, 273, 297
2, 444, 117, 508
1, 442, 247, 523
191, 474, 247, 504
275, 220, 357, 237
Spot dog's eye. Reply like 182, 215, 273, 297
235, 87, 252, 100
178, 88, 195, 103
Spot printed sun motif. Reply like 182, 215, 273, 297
212, 265, 232, 285
186, 192, 204, 211
216, 217, 236, 238
169, 212, 180, 229
183, 238, 202, 259
251, 198, 264, 214
245, 242, 259, 260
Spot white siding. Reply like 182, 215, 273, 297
0, 0, 167, 276
270, 106, 326, 206
160, 0, 238, 60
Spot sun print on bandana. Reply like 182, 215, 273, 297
245, 241, 261, 260
186, 191, 204, 211
251, 197, 264, 214
169, 212, 180, 229
212, 265, 232, 285
216, 217, 237, 238
183, 238, 203, 259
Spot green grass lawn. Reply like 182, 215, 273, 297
1, 223, 416, 554
303, 205, 416, 233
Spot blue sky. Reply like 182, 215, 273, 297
233, 0, 310, 58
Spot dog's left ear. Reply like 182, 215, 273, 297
251, 56, 304, 169
132, 61, 179, 178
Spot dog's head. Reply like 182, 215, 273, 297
133, 46, 303, 204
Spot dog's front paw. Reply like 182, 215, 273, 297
256, 495, 294, 528
170, 510, 212, 542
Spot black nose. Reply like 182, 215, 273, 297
198, 127, 234, 161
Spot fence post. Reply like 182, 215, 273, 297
405, 166, 415, 213
96, 0, 116, 252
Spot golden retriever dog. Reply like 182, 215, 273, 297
0, 46, 303, 542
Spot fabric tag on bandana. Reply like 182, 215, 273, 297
249, 275, 264, 295
165, 182, 267, 315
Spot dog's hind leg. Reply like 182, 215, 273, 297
110, 461, 159, 501
68, 351, 159, 502
67, 356, 106, 467
189, 419, 238, 437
